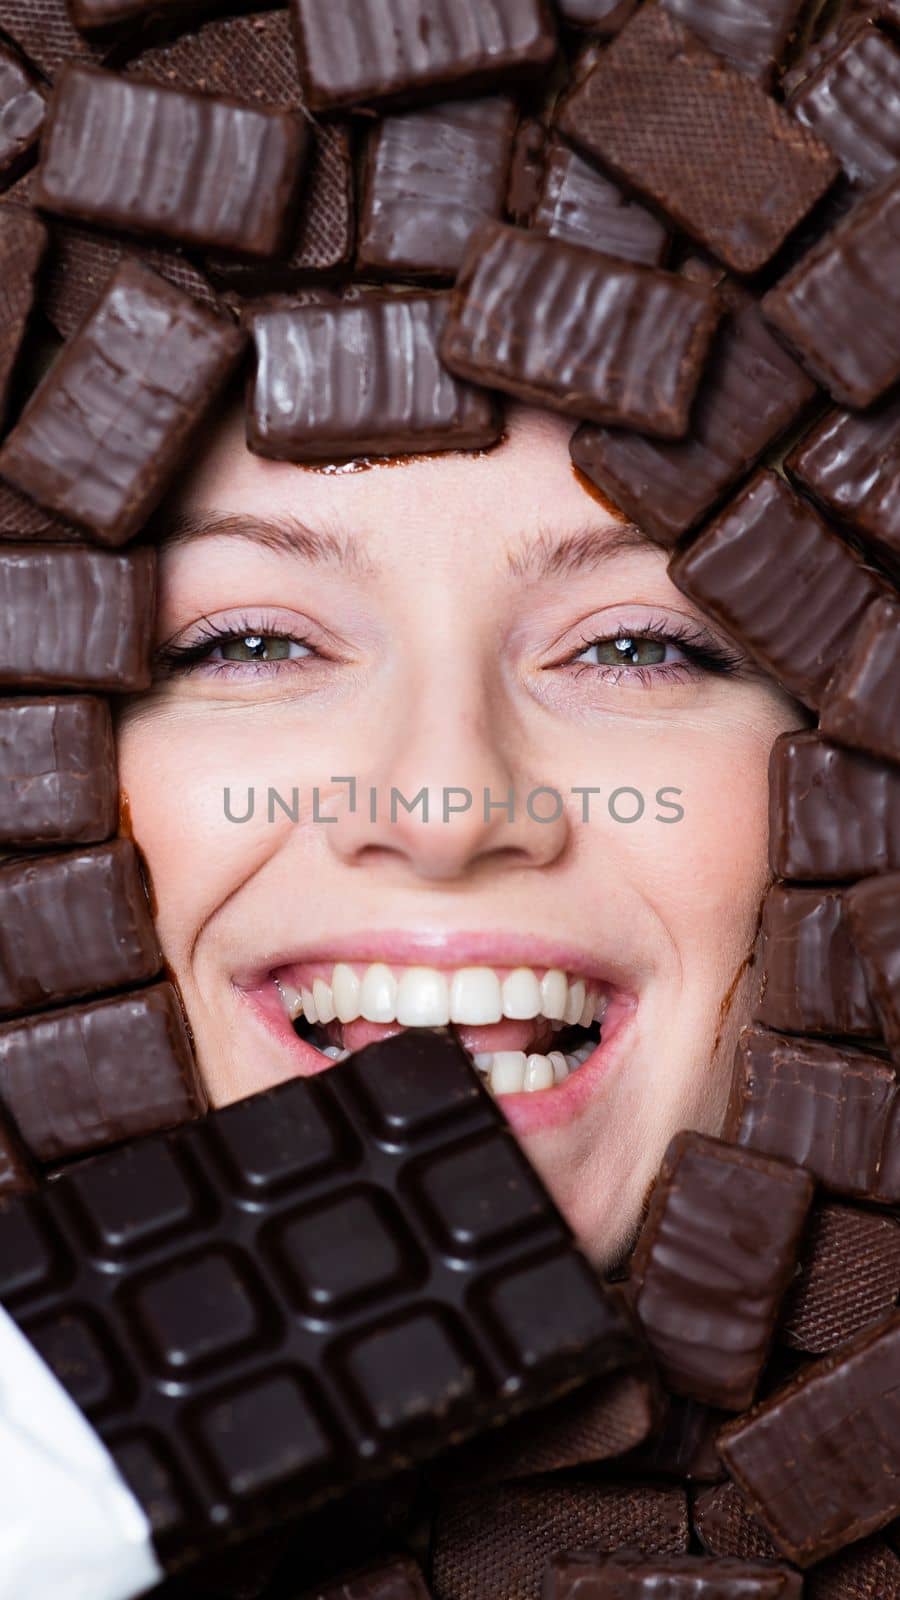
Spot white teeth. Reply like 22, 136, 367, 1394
321, 1044, 347, 1060
524, 1054, 555, 1092
501, 967, 542, 1019
540, 968, 568, 1020
275, 978, 304, 1021
548, 1051, 570, 1084
301, 985, 317, 1024
395, 967, 451, 1027
490, 1051, 527, 1094
564, 978, 586, 1026
332, 962, 360, 1023
449, 967, 503, 1025
579, 989, 594, 1028
313, 977, 336, 1024
473, 1052, 494, 1073
359, 962, 397, 1022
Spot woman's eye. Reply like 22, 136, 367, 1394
216, 634, 311, 663
574, 634, 674, 668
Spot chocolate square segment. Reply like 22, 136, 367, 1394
846, 871, 900, 1055
662, 0, 810, 84
758, 883, 880, 1038
789, 23, 900, 186
819, 597, 900, 764
0, 697, 117, 847
532, 141, 669, 266
0, 545, 156, 690
786, 397, 900, 576
768, 731, 900, 882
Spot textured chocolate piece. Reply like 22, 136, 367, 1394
758, 883, 880, 1037
0, 480, 80, 543
694, 1481, 782, 1563
557, 0, 638, 28
762, 172, 900, 406
0, 42, 44, 179
302, 1556, 432, 1600
697, 1497, 900, 1600
358, 98, 516, 280
290, 0, 558, 113
820, 597, 900, 764
786, 398, 900, 576
542, 1549, 802, 1599
661, 0, 811, 83
0, 1109, 34, 1193
0, 205, 46, 431
246, 292, 501, 463
768, 731, 900, 881
781, 1203, 900, 1354
0, 0, 108, 78
0, 839, 161, 1015
532, 140, 668, 265
442, 221, 721, 435
790, 23, 900, 185
0, 261, 245, 545
35, 64, 308, 258
0, 696, 117, 846
42, 221, 223, 343
846, 872, 900, 1053
726, 1025, 898, 1200
630, 1133, 813, 1410
506, 117, 547, 226
0, 1031, 634, 1568
0, 545, 155, 690
556, 6, 839, 273
571, 301, 815, 547
431, 1481, 689, 1600
718, 1315, 900, 1565
669, 471, 885, 708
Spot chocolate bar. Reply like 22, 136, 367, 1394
789, 22, 900, 185
0, 545, 155, 690
304, 1556, 433, 1600
0, 839, 161, 1016
0, 1031, 635, 1568
557, 0, 638, 29
697, 1490, 900, 1599
762, 171, 900, 406
0, 0, 108, 78
35, 64, 309, 258
819, 597, 900, 764
246, 292, 501, 463
556, 6, 839, 273
531, 140, 669, 266
441, 221, 721, 436
0, 205, 46, 431
0, 1108, 35, 1193
780, 1202, 900, 1354
668, 472, 887, 709
0, 42, 44, 181
0, 261, 245, 546
0, 696, 117, 846
542, 1550, 802, 1599
846, 871, 900, 1053
357, 98, 516, 280
786, 397, 900, 578
630, 1133, 813, 1410
718, 1315, 900, 1565
725, 1024, 898, 1201
42, 220, 224, 343
506, 117, 547, 226
660, 0, 811, 84
768, 731, 900, 882
571, 300, 816, 547
289, 0, 558, 113
757, 883, 881, 1037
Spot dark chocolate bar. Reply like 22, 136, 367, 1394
819, 597, 900, 764
557, 0, 638, 29
786, 397, 900, 577
757, 883, 881, 1037
0, 261, 245, 546
693, 1481, 781, 1563
0, 204, 46, 432
630, 1133, 813, 1410
556, 6, 839, 273
845, 871, 900, 1053
668, 471, 886, 709
0, 839, 161, 1016
0, 1031, 635, 1568
441, 221, 721, 436
0, 545, 155, 690
246, 292, 501, 463
532, 140, 669, 266
780, 1202, 900, 1354
35, 64, 308, 258
718, 1315, 900, 1565
0, 696, 117, 846
303, 1556, 432, 1600
661, 0, 811, 84
289, 0, 558, 113
790, 22, 900, 186
0, 42, 44, 181
768, 731, 900, 881
571, 299, 816, 547
542, 1550, 802, 1599
42, 219, 224, 343
762, 171, 900, 406
0, 1107, 35, 1193
0, 0, 109, 78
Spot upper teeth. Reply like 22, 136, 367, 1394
275, 963, 608, 1030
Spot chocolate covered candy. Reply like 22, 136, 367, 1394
768, 731, 900, 881
757, 883, 880, 1037
786, 397, 900, 577
0, 261, 245, 546
556, 5, 839, 273
693, 1481, 782, 1563
542, 1550, 802, 1599
0, 0, 108, 78
780, 1202, 900, 1354
0, 43, 44, 181
846, 871, 900, 1053
819, 597, 900, 764
531, 140, 668, 266
306, 1556, 433, 1600
0, 545, 155, 690
661, 0, 811, 84
789, 22, 900, 186
0, 696, 117, 846
0, 479, 80, 543
441, 221, 721, 436
0, 205, 46, 431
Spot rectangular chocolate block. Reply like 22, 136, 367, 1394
780, 1202, 900, 1354
0, 42, 44, 180
762, 171, 900, 406
571, 300, 816, 547
0, 261, 245, 547
693, 1481, 782, 1563
789, 22, 900, 185
630, 1133, 813, 1411
758, 883, 880, 1037
358, 98, 516, 280
35, 64, 308, 258
442, 221, 721, 436
786, 397, 900, 577
0, 1031, 635, 1568
820, 596, 900, 764
0, 696, 117, 846
532, 140, 669, 266
0, 839, 161, 1016
556, 6, 839, 274
0, 545, 155, 690
246, 292, 501, 463
558, 0, 638, 28
0, 0, 108, 78
846, 871, 900, 1054
0, 205, 46, 430
768, 731, 900, 881
542, 1550, 802, 1599
661, 0, 811, 84
0, 1109, 34, 1193
718, 1315, 900, 1565
290, 0, 558, 113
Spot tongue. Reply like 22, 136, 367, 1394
325, 1016, 558, 1055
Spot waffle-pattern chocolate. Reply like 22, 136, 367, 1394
780, 1202, 900, 1354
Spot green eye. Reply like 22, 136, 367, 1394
591, 636, 668, 666
220, 635, 296, 662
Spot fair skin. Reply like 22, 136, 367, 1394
116, 403, 808, 1268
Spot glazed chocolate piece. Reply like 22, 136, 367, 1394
0, 480, 80, 543
768, 731, 900, 881
556, 6, 839, 273
697, 1501, 900, 1600
762, 171, 900, 406
0, 979, 204, 1162
303, 1556, 432, 1599
290, 0, 558, 113
0, 545, 155, 690
42, 220, 223, 343
718, 1315, 900, 1565
661, 0, 811, 84
0, 261, 245, 546
758, 883, 880, 1037
358, 98, 516, 281
0, 697, 117, 846
780, 1202, 900, 1354
630, 1133, 813, 1411
0, 839, 161, 1016
442, 222, 721, 436
790, 22, 900, 185
0, 0, 108, 78
668, 472, 886, 709
532, 140, 669, 266
0, 1031, 635, 1568
557, 0, 638, 28
35, 64, 308, 259
571, 300, 815, 547
786, 397, 900, 576
0, 205, 46, 430
693, 1481, 781, 1563
542, 1550, 802, 1598
0, 43, 44, 180
846, 871, 900, 1053
246, 292, 501, 463
726, 1025, 898, 1200
506, 118, 547, 226
0, 1109, 34, 1193
819, 597, 900, 764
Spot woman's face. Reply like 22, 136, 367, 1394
116, 403, 806, 1267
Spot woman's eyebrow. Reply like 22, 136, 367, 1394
507, 521, 659, 579
155, 510, 375, 574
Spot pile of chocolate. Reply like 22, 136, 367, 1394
0, 0, 898, 1596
